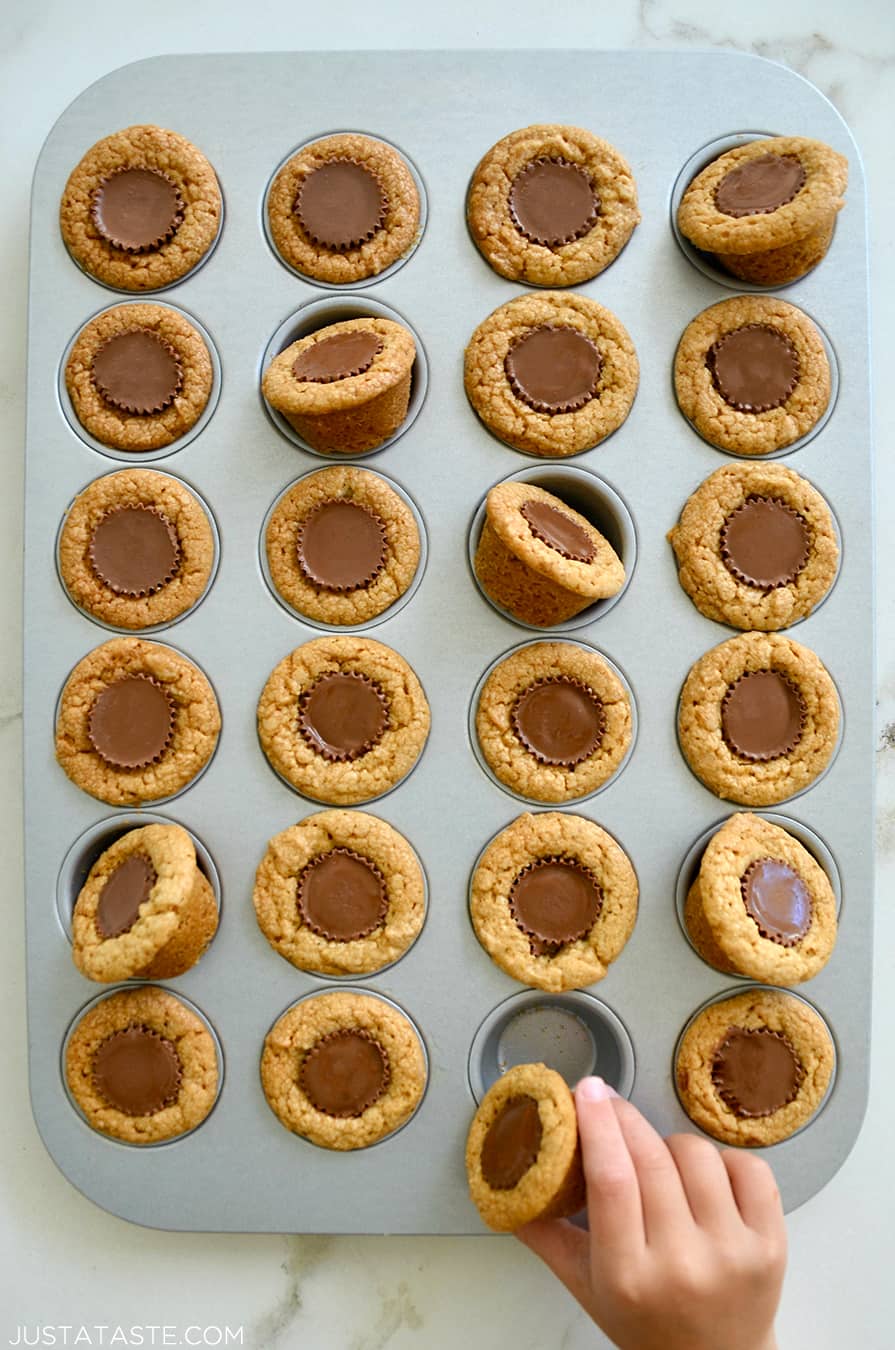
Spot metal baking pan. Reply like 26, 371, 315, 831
24, 50, 871, 1231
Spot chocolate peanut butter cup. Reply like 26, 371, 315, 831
714, 154, 806, 219
721, 669, 806, 762
480, 1094, 543, 1189
508, 158, 600, 247
91, 167, 185, 253
509, 856, 603, 956
298, 671, 389, 762
720, 496, 810, 590
88, 674, 175, 770
294, 157, 388, 252
92, 1024, 183, 1116
292, 331, 383, 385
95, 853, 157, 939
741, 857, 812, 947
89, 504, 181, 597
300, 1027, 390, 1117
711, 1026, 803, 1118
296, 498, 387, 593
511, 677, 605, 767
520, 499, 597, 562
297, 847, 388, 942
92, 329, 184, 415
707, 325, 800, 414
505, 326, 601, 415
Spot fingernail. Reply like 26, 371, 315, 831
575, 1076, 618, 1102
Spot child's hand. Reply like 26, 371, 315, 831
517, 1077, 786, 1350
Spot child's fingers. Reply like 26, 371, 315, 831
612, 1099, 693, 1244
575, 1077, 645, 1259
515, 1217, 591, 1305
665, 1133, 740, 1232
722, 1150, 787, 1244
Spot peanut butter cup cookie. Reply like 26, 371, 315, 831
254, 810, 425, 976
257, 636, 429, 805
72, 823, 217, 982
65, 986, 219, 1143
465, 293, 638, 458
674, 296, 830, 456
668, 462, 838, 630
683, 813, 837, 985
466, 1063, 584, 1230
65, 304, 214, 452
265, 466, 420, 625
60, 125, 222, 291
678, 632, 839, 806
55, 637, 220, 806
59, 468, 215, 629
476, 643, 632, 803
474, 480, 625, 625
470, 812, 637, 992
261, 991, 426, 1149
263, 317, 416, 455
675, 988, 834, 1146
677, 136, 847, 285
467, 124, 640, 286
267, 133, 420, 283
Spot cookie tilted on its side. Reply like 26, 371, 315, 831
72, 822, 217, 982
467, 123, 640, 287
474, 480, 625, 626
470, 811, 638, 992
678, 632, 839, 807
668, 462, 838, 630
466, 1063, 584, 1231
683, 813, 837, 985
677, 135, 847, 286
674, 296, 831, 456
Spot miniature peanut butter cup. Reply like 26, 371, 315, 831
297, 847, 388, 942
711, 1027, 803, 1117
88, 674, 175, 770
298, 672, 389, 762
95, 853, 157, 939
714, 154, 806, 219
91, 329, 183, 415
296, 499, 386, 592
508, 158, 600, 247
741, 857, 812, 946
299, 1028, 390, 1117
291, 331, 383, 385
512, 677, 605, 767
519, 499, 597, 562
509, 856, 603, 955
294, 158, 388, 252
89, 505, 181, 598
480, 1094, 543, 1189
707, 325, 800, 414
505, 326, 601, 415
720, 496, 810, 590
721, 669, 805, 762
91, 166, 185, 252
92, 1024, 182, 1116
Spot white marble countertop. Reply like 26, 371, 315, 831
2, 2, 892, 1346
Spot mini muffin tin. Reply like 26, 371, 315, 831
24, 51, 871, 1232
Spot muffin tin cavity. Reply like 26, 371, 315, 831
259, 465, 428, 633
468, 989, 635, 1103
263, 130, 428, 289
58, 302, 223, 463
468, 638, 638, 806
468, 465, 636, 632
260, 295, 429, 458
56, 811, 222, 945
